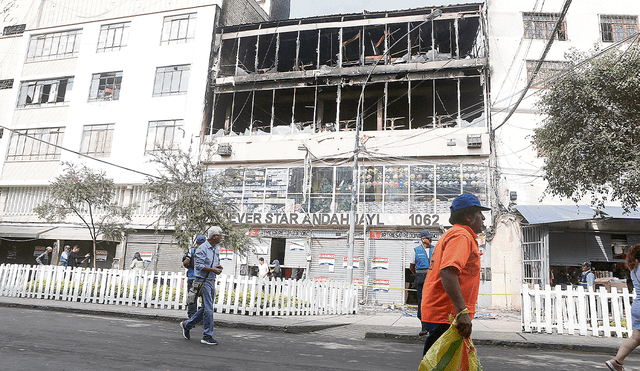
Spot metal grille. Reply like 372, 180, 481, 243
522, 225, 549, 287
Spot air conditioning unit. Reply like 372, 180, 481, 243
466, 134, 482, 149
218, 143, 232, 156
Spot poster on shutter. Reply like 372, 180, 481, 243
95, 250, 107, 261
140, 251, 153, 262
342, 256, 360, 268
352, 278, 363, 290
372, 279, 390, 291
289, 240, 306, 250
372, 257, 389, 269
318, 254, 335, 266
220, 249, 234, 260
33, 246, 47, 256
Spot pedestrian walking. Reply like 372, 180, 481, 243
58, 245, 71, 266
258, 257, 270, 278
67, 245, 90, 268
36, 246, 53, 265
180, 227, 224, 345
183, 235, 206, 318
420, 193, 490, 356
130, 252, 145, 270
410, 229, 435, 336
271, 260, 282, 279
606, 243, 640, 371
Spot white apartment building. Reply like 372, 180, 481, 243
487, 0, 640, 308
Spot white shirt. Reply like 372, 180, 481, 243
258, 262, 269, 277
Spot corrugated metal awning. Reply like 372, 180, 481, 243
598, 207, 640, 219
515, 205, 595, 225
0, 225, 56, 238
38, 227, 94, 240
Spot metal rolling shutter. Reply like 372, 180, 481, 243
247, 237, 271, 266
309, 238, 365, 285
586, 234, 612, 262
125, 231, 182, 272
548, 232, 587, 266
284, 238, 308, 268
367, 239, 405, 304
628, 235, 640, 247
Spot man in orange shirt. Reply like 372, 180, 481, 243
420, 193, 490, 356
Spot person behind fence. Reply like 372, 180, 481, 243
420, 193, 490, 357
271, 260, 282, 279
605, 243, 640, 371
130, 252, 145, 270
258, 257, 270, 279
411, 229, 435, 337
579, 261, 596, 292
183, 235, 206, 318
180, 227, 223, 346
58, 245, 71, 266
36, 246, 53, 265
67, 245, 90, 268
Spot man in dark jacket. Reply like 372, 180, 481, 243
67, 245, 90, 268
36, 246, 53, 265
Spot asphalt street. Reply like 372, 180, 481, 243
1, 306, 639, 370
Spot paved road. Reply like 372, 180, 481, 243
1, 307, 638, 370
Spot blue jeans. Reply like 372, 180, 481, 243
184, 279, 216, 339
186, 279, 198, 318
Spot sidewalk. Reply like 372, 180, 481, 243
0, 296, 627, 353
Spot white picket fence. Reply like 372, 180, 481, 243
521, 283, 635, 337
0, 264, 359, 315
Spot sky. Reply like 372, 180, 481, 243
290, 0, 454, 18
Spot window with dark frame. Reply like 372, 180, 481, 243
80, 124, 114, 157
97, 22, 130, 52
523, 13, 567, 41
6, 127, 65, 161
600, 15, 638, 42
26, 29, 82, 62
526, 60, 571, 88
144, 120, 183, 154
88, 71, 123, 101
17, 77, 74, 108
152, 65, 190, 96
160, 13, 196, 45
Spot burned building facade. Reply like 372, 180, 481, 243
204, 4, 493, 305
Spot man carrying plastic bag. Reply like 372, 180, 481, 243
418, 194, 490, 370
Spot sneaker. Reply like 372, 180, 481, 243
418, 329, 428, 336
180, 321, 190, 340
201, 337, 218, 346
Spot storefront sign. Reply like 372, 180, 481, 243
372, 257, 389, 270
140, 251, 153, 262
220, 249, 234, 260
318, 254, 335, 266
372, 279, 390, 291
234, 212, 446, 227
95, 250, 107, 262
369, 230, 430, 240
343, 256, 360, 269
254, 229, 311, 238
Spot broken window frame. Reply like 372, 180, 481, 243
160, 13, 197, 46
88, 71, 123, 102
522, 13, 567, 41
144, 119, 184, 155
152, 64, 190, 97
26, 29, 82, 62
97, 22, 130, 52
80, 124, 115, 157
17, 77, 73, 108
6, 127, 65, 161
526, 60, 571, 88
599, 15, 638, 42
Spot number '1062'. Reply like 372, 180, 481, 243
409, 214, 440, 226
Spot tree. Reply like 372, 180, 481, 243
35, 162, 135, 268
533, 43, 640, 212
145, 145, 255, 255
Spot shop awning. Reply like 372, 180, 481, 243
0, 225, 56, 238
597, 207, 640, 219
38, 227, 94, 240
514, 205, 595, 225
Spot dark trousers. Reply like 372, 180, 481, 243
422, 322, 450, 356
415, 272, 427, 330
186, 279, 198, 318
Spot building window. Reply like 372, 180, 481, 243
26, 29, 81, 62
145, 120, 183, 154
97, 22, 130, 52
526, 60, 571, 87
152, 65, 190, 96
88, 71, 123, 101
600, 15, 638, 42
6, 127, 65, 161
160, 13, 196, 45
17, 77, 73, 108
80, 124, 114, 157
523, 13, 567, 41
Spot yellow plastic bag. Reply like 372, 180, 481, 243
418, 310, 482, 371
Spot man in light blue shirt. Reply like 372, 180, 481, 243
180, 227, 224, 345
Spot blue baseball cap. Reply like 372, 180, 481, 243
450, 193, 491, 212
196, 235, 206, 243
420, 230, 434, 239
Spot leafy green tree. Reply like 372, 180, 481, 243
35, 162, 135, 268
534, 43, 640, 211
146, 145, 255, 255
